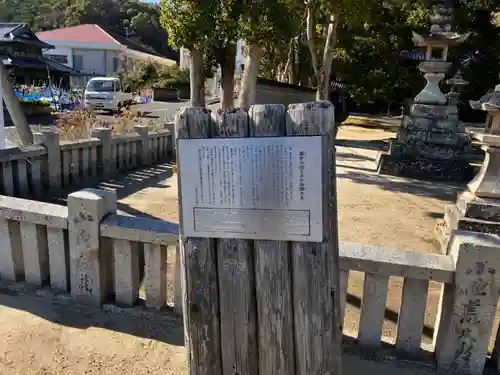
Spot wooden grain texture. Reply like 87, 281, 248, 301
339, 270, 349, 326
250, 104, 296, 375
286, 101, 342, 375
358, 273, 389, 347
214, 108, 258, 375
175, 107, 222, 375
396, 278, 428, 352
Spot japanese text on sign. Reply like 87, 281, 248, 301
177, 136, 325, 242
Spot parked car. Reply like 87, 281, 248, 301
84, 77, 133, 113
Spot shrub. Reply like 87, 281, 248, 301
53, 109, 167, 141
117, 61, 190, 92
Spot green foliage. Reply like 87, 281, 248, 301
116, 61, 189, 91
240, 0, 301, 49
325, 0, 500, 116
336, 2, 427, 108
154, 65, 189, 89
159, 0, 219, 50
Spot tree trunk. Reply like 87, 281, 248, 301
220, 44, 237, 109
316, 69, 328, 101
305, 2, 339, 101
291, 36, 299, 85
0, 62, 33, 145
189, 47, 205, 107
317, 14, 339, 101
238, 43, 264, 109
282, 38, 294, 84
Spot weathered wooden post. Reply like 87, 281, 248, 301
175, 101, 342, 375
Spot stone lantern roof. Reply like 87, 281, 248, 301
470, 91, 500, 112
412, 0, 470, 47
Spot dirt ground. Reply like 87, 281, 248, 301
0, 125, 469, 374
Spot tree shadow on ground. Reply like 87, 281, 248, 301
97, 163, 174, 201
427, 212, 445, 220
47, 162, 175, 211
336, 138, 390, 152
0, 285, 185, 347
337, 151, 376, 162
337, 170, 463, 201
336, 164, 376, 173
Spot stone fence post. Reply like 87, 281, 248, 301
134, 125, 150, 166
433, 231, 500, 375
33, 130, 61, 190
68, 188, 117, 306
91, 127, 112, 177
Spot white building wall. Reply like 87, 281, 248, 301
43, 46, 73, 67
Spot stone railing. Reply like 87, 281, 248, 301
338, 234, 500, 375
0, 124, 174, 199
0, 188, 499, 375
338, 242, 454, 352
0, 188, 179, 311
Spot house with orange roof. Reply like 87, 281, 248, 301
36, 24, 178, 88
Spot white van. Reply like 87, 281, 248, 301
84, 77, 133, 113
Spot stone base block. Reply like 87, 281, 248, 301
388, 139, 476, 163
377, 152, 475, 182
456, 190, 500, 221
436, 193, 500, 253
444, 203, 500, 235
397, 128, 470, 148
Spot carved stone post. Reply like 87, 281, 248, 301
433, 231, 500, 375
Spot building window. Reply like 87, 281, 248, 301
11, 46, 40, 58
46, 54, 68, 64
73, 55, 84, 70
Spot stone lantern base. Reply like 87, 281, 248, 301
377, 153, 475, 182
377, 103, 477, 182
436, 141, 500, 252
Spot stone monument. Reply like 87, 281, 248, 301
377, 0, 474, 181
445, 70, 468, 115
436, 89, 500, 252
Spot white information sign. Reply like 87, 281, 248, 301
178, 136, 325, 242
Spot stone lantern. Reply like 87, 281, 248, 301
445, 70, 468, 113
377, 0, 474, 182
436, 91, 500, 252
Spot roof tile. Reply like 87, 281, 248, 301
36, 24, 118, 45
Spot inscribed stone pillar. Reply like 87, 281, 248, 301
67, 188, 117, 306
433, 231, 500, 375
